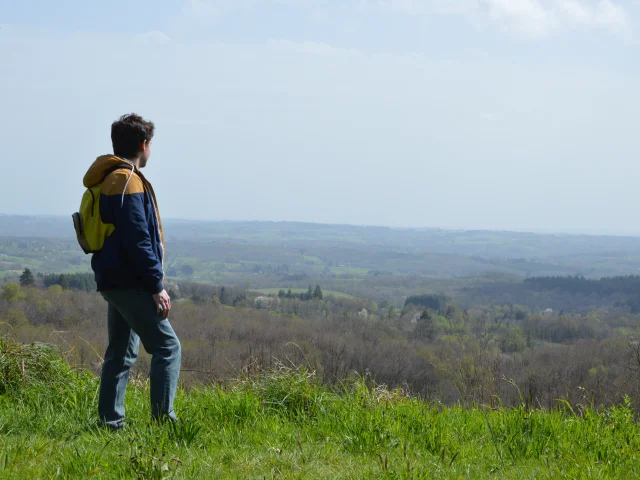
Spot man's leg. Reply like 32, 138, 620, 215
98, 301, 140, 428
101, 289, 181, 421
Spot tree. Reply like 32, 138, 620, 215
313, 285, 323, 300
1, 282, 26, 302
58, 274, 71, 290
19, 268, 35, 287
413, 309, 437, 342
386, 306, 396, 321
46, 285, 63, 297
499, 327, 525, 353
444, 303, 457, 320
3, 309, 27, 328
307, 285, 314, 300
219, 286, 229, 305
233, 294, 248, 307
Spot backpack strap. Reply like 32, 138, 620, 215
102, 163, 139, 208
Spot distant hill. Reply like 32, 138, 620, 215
5, 214, 640, 260
0, 215, 75, 238
4, 215, 640, 286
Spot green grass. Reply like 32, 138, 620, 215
331, 266, 371, 277
302, 256, 324, 265
1, 336, 640, 479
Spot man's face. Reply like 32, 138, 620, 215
139, 139, 152, 168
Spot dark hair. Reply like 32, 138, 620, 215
111, 113, 155, 159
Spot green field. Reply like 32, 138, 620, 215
253, 288, 356, 300
1, 337, 639, 479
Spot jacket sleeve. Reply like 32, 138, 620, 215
105, 171, 164, 294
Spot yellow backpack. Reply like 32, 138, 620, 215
72, 165, 128, 254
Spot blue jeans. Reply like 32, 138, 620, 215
98, 288, 181, 428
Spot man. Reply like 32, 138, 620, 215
83, 113, 181, 429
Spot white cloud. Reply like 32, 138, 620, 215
484, 0, 554, 36
489, 0, 630, 36
383, 0, 632, 36
183, 0, 632, 37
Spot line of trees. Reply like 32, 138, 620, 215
277, 285, 323, 301
15, 268, 96, 292
42, 273, 96, 292
405, 294, 449, 310
524, 275, 640, 296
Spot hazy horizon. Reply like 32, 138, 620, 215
3, 211, 640, 238
2, 1, 640, 235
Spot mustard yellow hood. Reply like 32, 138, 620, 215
83, 155, 135, 188
82, 154, 165, 252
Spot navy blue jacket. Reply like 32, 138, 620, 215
83, 155, 165, 294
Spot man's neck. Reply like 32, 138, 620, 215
122, 156, 142, 169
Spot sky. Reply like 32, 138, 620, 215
1, 0, 640, 235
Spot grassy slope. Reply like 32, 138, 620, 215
1, 339, 639, 479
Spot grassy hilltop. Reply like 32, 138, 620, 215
1, 337, 639, 479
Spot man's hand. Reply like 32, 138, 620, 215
152, 289, 171, 319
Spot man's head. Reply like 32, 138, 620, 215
111, 114, 155, 168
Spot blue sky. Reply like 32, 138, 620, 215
1, 0, 640, 234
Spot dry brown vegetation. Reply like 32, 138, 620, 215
2, 282, 640, 411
